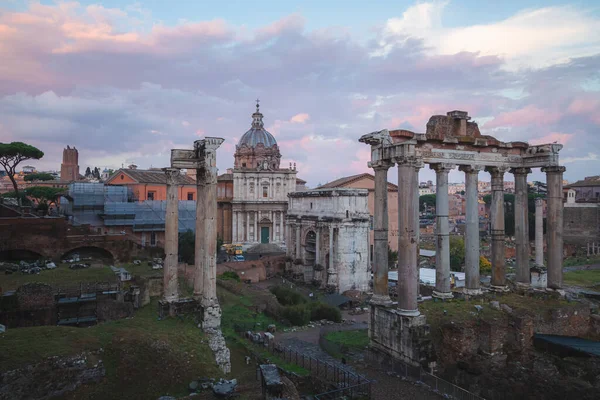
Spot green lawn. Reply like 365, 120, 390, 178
325, 329, 369, 349
0, 299, 221, 399
564, 269, 600, 288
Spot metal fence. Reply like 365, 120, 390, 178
235, 325, 371, 398
364, 349, 484, 400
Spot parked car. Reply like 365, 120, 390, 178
233, 255, 245, 262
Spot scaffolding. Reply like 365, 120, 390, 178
61, 182, 197, 233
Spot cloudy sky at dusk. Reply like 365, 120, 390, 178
1, 0, 599, 187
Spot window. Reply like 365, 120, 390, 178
346, 210, 349, 218
120, 175, 124, 180
263, 186, 268, 198
187, 192, 194, 200
147, 192, 155, 200
370, 215, 374, 230
242, 163, 246, 168
150, 232, 156, 246
310, 202, 313, 209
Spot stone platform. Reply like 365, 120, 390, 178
369, 304, 434, 367
158, 298, 202, 319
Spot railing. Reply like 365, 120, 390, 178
235, 325, 371, 398
364, 350, 484, 400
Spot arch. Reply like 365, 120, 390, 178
60, 246, 115, 263
0, 249, 45, 262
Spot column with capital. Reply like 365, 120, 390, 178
315, 227, 321, 267
195, 138, 225, 328
512, 167, 532, 287
486, 166, 509, 291
163, 167, 180, 302
431, 163, 454, 299
397, 159, 419, 315
460, 165, 483, 295
371, 161, 393, 306
543, 166, 566, 289
254, 211, 258, 242
193, 165, 206, 301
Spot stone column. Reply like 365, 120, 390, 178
415, 161, 422, 301
397, 160, 419, 316
254, 211, 258, 242
315, 227, 321, 266
163, 167, 180, 302
543, 166, 566, 289
295, 225, 301, 260
486, 166, 508, 291
371, 161, 393, 305
193, 168, 206, 300
246, 212, 250, 242
431, 163, 454, 299
460, 165, 482, 295
327, 225, 337, 287
535, 198, 544, 267
271, 211, 276, 242
512, 168, 531, 287
195, 138, 225, 329
232, 211, 237, 243
280, 212, 284, 243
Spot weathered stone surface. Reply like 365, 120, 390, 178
212, 378, 237, 397
0, 351, 105, 400
205, 327, 231, 374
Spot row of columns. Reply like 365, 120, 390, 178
232, 210, 284, 242
370, 159, 565, 315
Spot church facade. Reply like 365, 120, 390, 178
230, 103, 299, 245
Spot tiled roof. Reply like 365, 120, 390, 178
565, 176, 600, 188
218, 173, 233, 181
318, 173, 398, 190
110, 169, 195, 185
296, 177, 307, 184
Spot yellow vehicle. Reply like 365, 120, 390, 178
224, 244, 243, 256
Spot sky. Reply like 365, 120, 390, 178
1, 0, 599, 187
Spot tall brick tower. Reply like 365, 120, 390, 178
60, 145, 79, 181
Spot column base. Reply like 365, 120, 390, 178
515, 282, 531, 290
432, 290, 454, 299
490, 285, 510, 292
201, 303, 223, 330
396, 308, 421, 317
463, 288, 483, 296
370, 294, 393, 306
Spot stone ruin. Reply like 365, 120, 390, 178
159, 137, 231, 374
360, 110, 565, 367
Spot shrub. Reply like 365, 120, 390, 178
219, 271, 241, 282
282, 304, 311, 326
269, 285, 306, 306
479, 256, 491, 273
309, 302, 342, 323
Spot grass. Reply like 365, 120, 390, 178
0, 299, 221, 399
0, 264, 117, 291
0, 261, 166, 292
217, 285, 309, 377
564, 269, 600, 288
420, 296, 502, 326
563, 256, 600, 268
325, 330, 369, 350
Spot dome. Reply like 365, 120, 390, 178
239, 127, 277, 148
238, 102, 277, 148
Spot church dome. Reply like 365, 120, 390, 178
238, 102, 277, 148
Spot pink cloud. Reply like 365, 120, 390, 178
485, 105, 560, 128
529, 132, 573, 145
290, 113, 310, 124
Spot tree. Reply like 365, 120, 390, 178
482, 193, 516, 236
93, 167, 100, 179
419, 194, 436, 213
85, 167, 92, 177
23, 172, 54, 182
0, 142, 44, 204
449, 236, 465, 272
479, 256, 491, 272
179, 230, 195, 264
24, 186, 65, 215
388, 246, 398, 268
